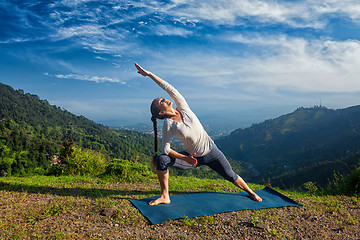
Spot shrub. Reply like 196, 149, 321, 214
63, 146, 107, 176
342, 166, 360, 196
105, 158, 153, 182
0, 157, 14, 176
303, 181, 318, 193
48, 145, 107, 176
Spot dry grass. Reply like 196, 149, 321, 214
0, 175, 359, 239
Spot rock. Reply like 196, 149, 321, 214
100, 207, 117, 217
302, 213, 312, 219
256, 223, 270, 232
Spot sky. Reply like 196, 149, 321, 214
1, 0, 360, 131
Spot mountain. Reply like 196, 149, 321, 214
0, 82, 153, 175
215, 106, 360, 188
2, 80, 359, 188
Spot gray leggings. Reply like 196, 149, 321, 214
156, 145, 238, 183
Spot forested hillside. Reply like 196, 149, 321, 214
216, 106, 360, 188
2, 81, 359, 191
0, 82, 154, 176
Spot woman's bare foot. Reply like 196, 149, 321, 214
249, 192, 262, 202
148, 196, 171, 206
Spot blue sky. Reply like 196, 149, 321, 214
1, 0, 360, 131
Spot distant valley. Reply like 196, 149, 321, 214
216, 105, 360, 188
116, 122, 232, 140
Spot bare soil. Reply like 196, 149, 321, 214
0, 179, 359, 239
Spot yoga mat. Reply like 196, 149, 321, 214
130, 187, 301, 224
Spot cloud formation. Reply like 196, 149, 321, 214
2, 0, 360, 128
222, 34, 360, 92
3, 1, 359, 45
45, 72, 126, 84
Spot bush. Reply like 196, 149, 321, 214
105, 159, 153, 182
303, 181, 318, 193
48, 145, 107, 176
342, 166, 360, 196
64, 146, 107, 176
0, 157, 14, 176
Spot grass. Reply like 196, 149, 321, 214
0, 175, 359, 239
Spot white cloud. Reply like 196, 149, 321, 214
150, 35, 360, 94
164, 0, 360, 28
95, 56, 107, 61
9, 0, 358, 94
314, 0, 360, 21
4, 1, 360, 94
48, 73, 126, 84
151, 25, 192, 36
5, 0, 360, 58
55, 25, 102, 39
170, 0, 294, 24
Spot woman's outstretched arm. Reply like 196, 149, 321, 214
135, 63, 197, 166
135, 62, 190, 111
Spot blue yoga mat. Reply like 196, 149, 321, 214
130, 187, 301, 224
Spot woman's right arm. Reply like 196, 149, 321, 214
163, 119, 197, 166
163, 128, 197, 166
169, 150, 197, 166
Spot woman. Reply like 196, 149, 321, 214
135, 63, 262, 205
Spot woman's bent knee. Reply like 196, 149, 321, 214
156, 154, 172, 171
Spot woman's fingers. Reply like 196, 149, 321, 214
134, 62, 141, 70
188, 154, 197, 165
134, 62, 149, 76
135, 63, 145, 75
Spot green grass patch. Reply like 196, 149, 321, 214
0, 175, 359, 239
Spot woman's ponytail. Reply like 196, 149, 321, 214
151, 116, 158, 171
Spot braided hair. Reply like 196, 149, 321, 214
150, 116, 158, 170
150, 98, 172, 170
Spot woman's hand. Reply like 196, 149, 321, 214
168, 149, 197, 166
184, 154, 197, 166
135, 62, 164, 85
135, 62, 150, 76
168, 150, 197, 166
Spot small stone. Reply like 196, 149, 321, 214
256, 223, 270, 232
100, 207, 117, 216
310, 215, 319, 222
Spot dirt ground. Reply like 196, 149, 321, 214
0, 180, 359, 239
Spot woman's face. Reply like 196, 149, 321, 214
155, 98, 172, 113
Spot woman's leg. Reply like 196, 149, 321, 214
233, 175, 262, 202
203, 145, 262, 202
149, 153, 195, 205
149, 170, 171, 205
